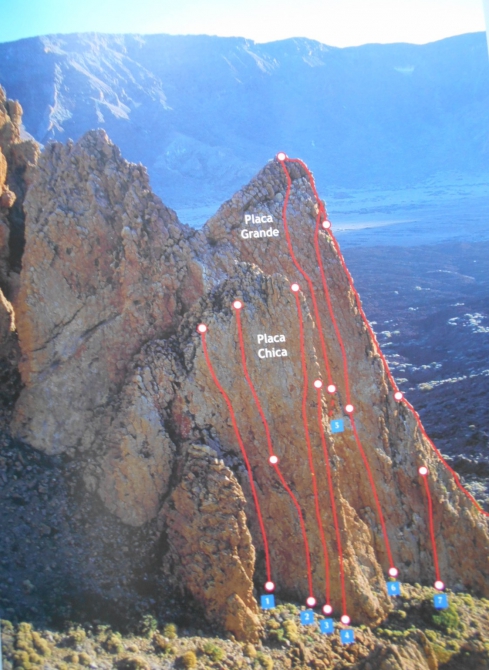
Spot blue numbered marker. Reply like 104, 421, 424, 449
433, 594, 448, 610
331, 419, 345, 434
261, 594, 275, 610
387, 581, 401, 596
320, 618, 334, 634
300, 610, 315, 625
340, 629, 355, 645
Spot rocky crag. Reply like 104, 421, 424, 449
0, 87, 38, 418
2, 99, 489, 645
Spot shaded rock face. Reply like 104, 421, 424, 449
11, 131, 489, 639
0, 288, 19, 416
0, 86, 39, 292
161, 269, 392, 625
0, 88, 38, 421
353, 631, 437, 670
10, 127, 203, 538
163, 444, 261, 642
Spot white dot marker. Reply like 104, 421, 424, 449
340, 615, 351, 625
306, 596, 316, 608
322, 604, 333, 615
345, 404, 354, 414
327, 384, 336, 394
197, 324, 207, 334
388, 567, 399, 578
394, 391, 403, 401
277, 152, 286, 161
269, 455, 279, 465
322, 220, 332, 230
233, 300, 243, 310
434, 580, 445, 591
418, 466, 428, 477
291, 283, 300, 293
265, 581, 275, 592
313, 379, 323, 389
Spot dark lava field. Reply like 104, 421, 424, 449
342, 229, 489, 508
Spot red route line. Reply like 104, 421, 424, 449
234, 304, 315, 599
315, 386, 348, 617
199, 329, 272, 583
287, 157, 324, 206
312, 185, 396, 567
406, 399, 489, 518
293, 288, 332, 606
350, 416, 396, 570
421, 471, 442, 584
313, 211, 352, 406
288, 157, 489, 521
289, 156, 390, 400
280, 156, 397, 574
279, 160, 334, 388
317, 222, 397, 570
329, 231, 399, 392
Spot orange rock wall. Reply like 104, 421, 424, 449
10, 132, 489, 639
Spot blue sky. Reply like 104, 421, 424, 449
0, 0, 486, 46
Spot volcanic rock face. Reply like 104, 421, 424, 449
10, 127, 205, 536
0, 88, 38, 419
0, 86, 39, 290
11, 130, 489, 639
354, 631, 437, 670
163, 443, 261, 642
0, 288, 17, 413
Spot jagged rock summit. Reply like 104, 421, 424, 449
9, 128, 489, 641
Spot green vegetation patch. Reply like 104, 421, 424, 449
243, 643, 257, 658
203, 641, 225, 661
2, 587, 489, 670
163, 622, 178, 639
66, 627, 86, 649
118, 654, 151, 670
255, 651, 273, 669
180, 650, 198, 668
104, 632, 124, 654
153, 632, 175, 655
432, 602, 462, 634
283, 619, 299, 643
139, 615, 158, 638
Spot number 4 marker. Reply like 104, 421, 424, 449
340, 629, 355, 645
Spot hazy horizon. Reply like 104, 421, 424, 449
1, 27, 487, 49
1, 0, 486, 47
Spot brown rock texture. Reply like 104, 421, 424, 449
12, 130, 202, 461
354, 632, 438, 670
10, 132, 489, 639
163, 443, 261, 641
0, 86, 39, 293
0, 289, 19, 409
0, 287, 14, 342
0, 87, 37, 422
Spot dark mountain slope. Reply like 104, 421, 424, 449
0, 32, 487, 212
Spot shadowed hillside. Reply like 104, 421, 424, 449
0, 31, 488, 215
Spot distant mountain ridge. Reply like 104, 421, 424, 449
0, 32, 488, 214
